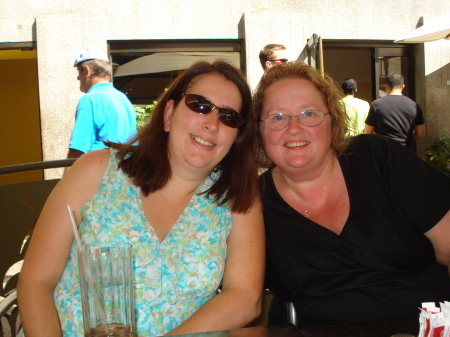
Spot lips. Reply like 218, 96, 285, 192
285, 141, 310, 148
191, 135, 215, 147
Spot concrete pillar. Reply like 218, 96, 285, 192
36, 14, 107, 178
242, 13, 306, 91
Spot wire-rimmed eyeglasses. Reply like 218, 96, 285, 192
260, 110, 330, 130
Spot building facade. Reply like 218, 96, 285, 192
1, 0, 449, 181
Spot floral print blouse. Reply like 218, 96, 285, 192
53, 149, 232, 337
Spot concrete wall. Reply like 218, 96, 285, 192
1, 0, 449, 177
416, 36, 450, 157
35, 15, 108, 178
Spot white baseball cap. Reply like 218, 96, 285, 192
74, 47, 109, 67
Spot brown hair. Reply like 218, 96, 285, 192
253, 61, 350, 168
259, 44, 286, 69
109, 60, 258, 214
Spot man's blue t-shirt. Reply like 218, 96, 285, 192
69, 82, 137, 153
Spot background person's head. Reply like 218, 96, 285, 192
253, 62, 350, 168
74, 47, 112, 92
342, 78, 358, 96
116, 60, 256, 212
385, 72, 405, 93
259, 44, 288, 70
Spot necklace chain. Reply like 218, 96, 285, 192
281, 159, 335, 219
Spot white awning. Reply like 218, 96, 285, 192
114, 52, 240, 77
394, 12, 450, 43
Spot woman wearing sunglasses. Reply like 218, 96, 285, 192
18, 61, 264, 337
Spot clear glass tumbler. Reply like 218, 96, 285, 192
78, 242, 135, 337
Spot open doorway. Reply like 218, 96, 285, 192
0, 43, 43, 185
323, 48, 372, 103
318, 41, 414, 103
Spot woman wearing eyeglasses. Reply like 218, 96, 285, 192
18, 61, 264, 337
253, 62, 450, 333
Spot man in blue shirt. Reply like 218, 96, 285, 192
68, 47, 137, 158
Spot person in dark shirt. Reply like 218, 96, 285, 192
364, 72, 425, 150
253, 62, 450, 333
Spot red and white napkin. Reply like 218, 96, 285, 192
419, 302, 450, 337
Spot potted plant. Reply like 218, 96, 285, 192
135, 101, 158, 130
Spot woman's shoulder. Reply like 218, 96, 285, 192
349, 134, 388, 149
76, 148, 113, 172
64, 149, 113, 189
345, 134, 399, 159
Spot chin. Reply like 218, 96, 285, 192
285, 158, 311, 169
186, 158, 216, 170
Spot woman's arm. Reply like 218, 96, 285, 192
17, 149, 110, 337
424, 209, 450, 275
166, 197, 265, 335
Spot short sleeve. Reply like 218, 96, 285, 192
69, 97, 96, 153
359, 135, 450, 233
415, 103, 425, 125
365, 104, 376, 126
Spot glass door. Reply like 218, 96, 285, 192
375, 47, 411, 99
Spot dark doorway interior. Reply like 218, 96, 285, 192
323, 48, 372, 103
321, 41, 414, 103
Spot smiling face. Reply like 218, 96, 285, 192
260, 78, 333, 173
163, 73, 242, 177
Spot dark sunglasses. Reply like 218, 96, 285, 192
269, 58, 288, 63
182, 93, 245, 128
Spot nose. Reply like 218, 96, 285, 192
203, 109, 220, 132
286, 115, 304, 132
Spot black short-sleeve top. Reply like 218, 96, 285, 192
261, 135, 450, 328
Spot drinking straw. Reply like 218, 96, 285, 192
66, 204, 108, 332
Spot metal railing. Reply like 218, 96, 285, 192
0, 159, 76, 175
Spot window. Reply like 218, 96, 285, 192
108, 40, 245, 106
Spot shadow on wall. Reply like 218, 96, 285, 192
417, 62, 450, 158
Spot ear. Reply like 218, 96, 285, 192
265, 60, 272, 69
82, 64, 93, 77
163, 100, 175, 132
